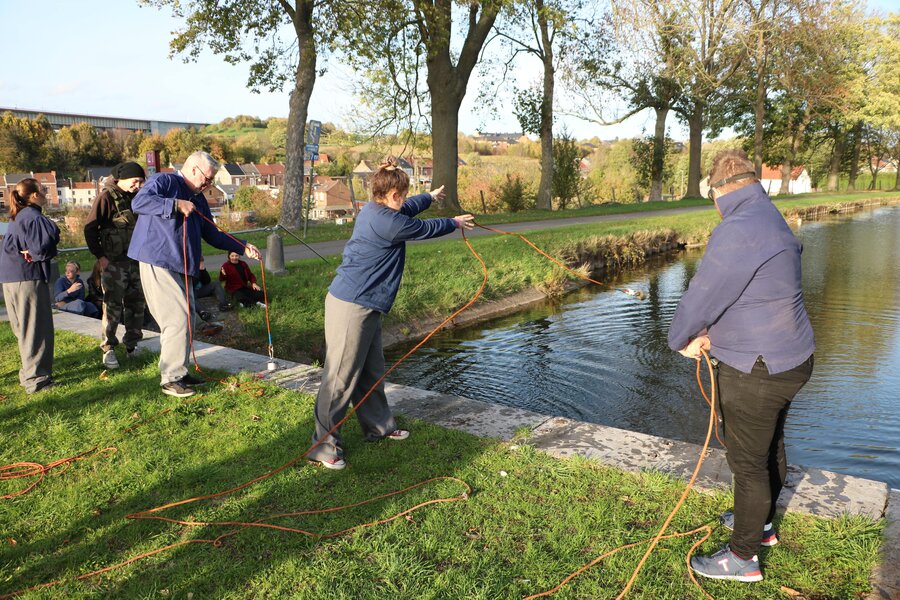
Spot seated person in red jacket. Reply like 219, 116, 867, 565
219, 251, 266, 308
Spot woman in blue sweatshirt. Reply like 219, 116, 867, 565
0, 178, 60, 393
308, 161, 475, 470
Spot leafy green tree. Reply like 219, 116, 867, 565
141, 0, 351, 229
0, 112, 54, 173
496, 173, 531, 212
551, 133, 581, 209
348, 0, 502, 212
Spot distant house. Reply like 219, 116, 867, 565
474, 132, 523, 146
254, 163, 285, 187
239, 163, 261, 186
71, 182, 99, 208
1, 171, 62, 211
310, 177, 354, 221
302, 153, 330, 175
759, 165, 811, 195
215, 163, 246, 186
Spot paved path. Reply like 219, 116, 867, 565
4, 308, 894, 596
202, 204, 715, 271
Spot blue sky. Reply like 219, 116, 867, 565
1, 0, 894, 141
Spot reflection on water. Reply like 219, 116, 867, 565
387, 206, 900, 487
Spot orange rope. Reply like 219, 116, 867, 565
525, 351, 719, 600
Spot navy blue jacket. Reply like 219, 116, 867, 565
54, 275, 87, 303
667, 182, 815, 374
0, 205, 60, 284
328, 194, 457, 313
127, 172, 246, 277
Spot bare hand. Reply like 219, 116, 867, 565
251, 283, 261, 291
429, 185, 446, 203
243, 243, 261, 261
98, 256, 109, 270
176, 199, 195, 217
453, 214, 475, 231
67, 282, 83, 294
678, 335, 711, 359
20, 250, 32, 263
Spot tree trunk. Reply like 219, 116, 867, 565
686, 102, 704, 198
895, 140, 900, 191
429, 90, 463, 213
753, 35, 767, 176
279, 6, 317, 230
826, 127, 845, 192
847, 121, 863, 191
649, 105, 668, 202
421, 0, 498, 213
536, 0, 554, 211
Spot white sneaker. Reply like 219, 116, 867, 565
256, 301, 267, 308
102, 350, 120, 369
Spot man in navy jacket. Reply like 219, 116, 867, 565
669, 149, 814, 583
128, 151, 261, 397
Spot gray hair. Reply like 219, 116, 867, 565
186, 150, 219, 173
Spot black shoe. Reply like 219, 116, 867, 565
198, 310, 213, 322
218, 303, 234, 312
179, 373, 208, 387
161, 381, 195, 397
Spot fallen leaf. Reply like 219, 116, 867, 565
99, 370, 108, 380
7, 538, 16, 546
206, 407, 216, 415
780, 586, 803, 598
131, 412, 140, 420
251, 415, 261, 421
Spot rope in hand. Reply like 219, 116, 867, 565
524, 351, 720, 600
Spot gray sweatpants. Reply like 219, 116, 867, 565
139, 262, 199, 385
308, 293, 397, 462
3, 280, 54, 393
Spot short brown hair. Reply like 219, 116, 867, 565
370, 159, 410, 203
708, 149, 757, 190
9, 178, 42, 219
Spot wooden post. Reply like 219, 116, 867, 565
479, 190, 487, 213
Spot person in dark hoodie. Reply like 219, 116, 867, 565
0, 178, 60, 393
306, 160, 474, 470
668, 149, 815, 583
84, 161, 147, 369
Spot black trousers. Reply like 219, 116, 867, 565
232, 287, 265, 307
717, 354, 814, 559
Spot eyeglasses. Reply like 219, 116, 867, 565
195, 167, 215, 188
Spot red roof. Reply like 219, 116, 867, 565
760, 164, 806, 180
255, 163, 284, 175
33, 171, 57, 184
73, 182, 96, 189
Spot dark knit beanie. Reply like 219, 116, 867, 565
112, 161, 146, 180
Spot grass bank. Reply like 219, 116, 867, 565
221, 192, 900, 362
0, 328, 882, 598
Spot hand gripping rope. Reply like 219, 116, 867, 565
2, 221, 719, 599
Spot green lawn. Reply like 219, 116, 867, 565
0, 328, 882, 598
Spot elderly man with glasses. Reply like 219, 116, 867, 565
128, 151, 261, 398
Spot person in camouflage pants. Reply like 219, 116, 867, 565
84, 162, 147, 369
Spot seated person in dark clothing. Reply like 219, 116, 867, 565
219, 251, 266, 308
194, 256, 232, 311
85, 261, 105, 316
55, 260, 100, 318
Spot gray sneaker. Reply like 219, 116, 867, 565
161, 381, 195, 398
103, 350, 120, 369
720, 510, 778, 546
690, 544, 763, 582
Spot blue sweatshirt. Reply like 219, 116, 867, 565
127, 172, 246, 277
0, 205, 60, 284
54, 275, 87, 303
667, 182, 815, 374
328, 194, 458, 313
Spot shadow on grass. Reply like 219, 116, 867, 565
1, 395, 489, 597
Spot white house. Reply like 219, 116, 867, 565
759, 165, 811, 195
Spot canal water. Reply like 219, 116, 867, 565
386, 206, 900, 488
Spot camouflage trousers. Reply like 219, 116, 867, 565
101, 259, 145, 352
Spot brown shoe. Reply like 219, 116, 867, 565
200, 322, 224, 336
